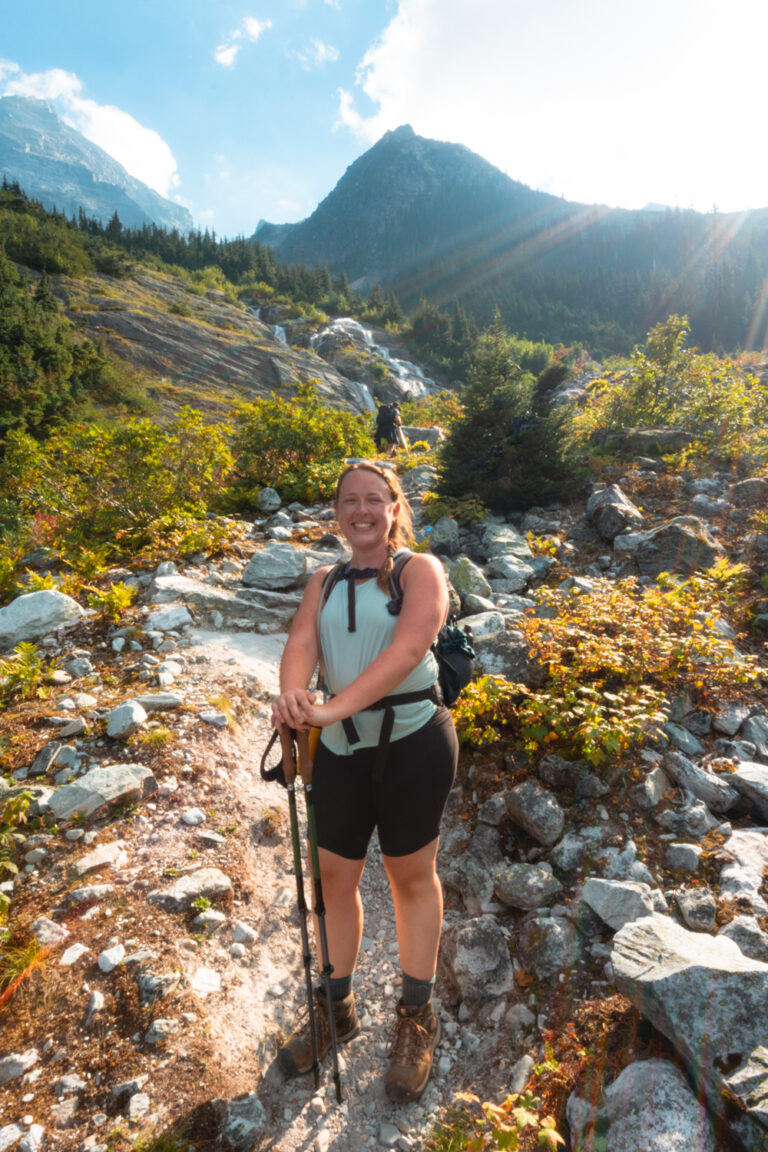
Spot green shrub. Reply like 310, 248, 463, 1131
0, 407, 233, 565
87, 580, 136, 623
574, 314, 768, 463
0, 643, 55, 704
228, 382, 376, 503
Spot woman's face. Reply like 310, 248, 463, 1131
335, 469, 399, 552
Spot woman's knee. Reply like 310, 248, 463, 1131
384, 857, 441, 904
316, 849, 365, 899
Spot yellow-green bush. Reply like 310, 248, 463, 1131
228, 381, 376, 503
456, 567, 761, 765
0, 407, 233, 576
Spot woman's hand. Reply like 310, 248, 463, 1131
271, 692, 343, 732
271, 688, 317, 732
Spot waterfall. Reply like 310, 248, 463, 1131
272, 325, 287, 345
310, 317, 435, 398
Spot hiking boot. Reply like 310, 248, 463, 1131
385, 999, 441, 1102
277, 989, 360, 1078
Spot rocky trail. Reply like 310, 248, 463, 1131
2, 459, 768, 1152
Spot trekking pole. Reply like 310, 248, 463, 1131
280, 727, 320, 1090
296, 727, 343, 1104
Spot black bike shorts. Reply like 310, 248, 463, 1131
312, 706, 458, 860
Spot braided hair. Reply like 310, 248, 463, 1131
334, 462, 414, 593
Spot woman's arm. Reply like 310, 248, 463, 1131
271, 565, 330, 731
303, 552, 447, 728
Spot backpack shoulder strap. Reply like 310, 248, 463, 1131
386, 548, 413, 616
321, 559, 348, 609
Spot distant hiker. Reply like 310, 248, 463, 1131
271, 461, 458, 1102
374, 402, 403, 457
392, 402, 408, 451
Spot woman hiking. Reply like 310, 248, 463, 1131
271, 461, 458, 1102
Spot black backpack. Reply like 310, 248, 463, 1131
375, 404, 398, 437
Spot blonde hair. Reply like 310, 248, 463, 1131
334, 462, 414, 592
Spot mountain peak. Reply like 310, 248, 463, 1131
0, 94, 193, 232
382, 124, 416, 142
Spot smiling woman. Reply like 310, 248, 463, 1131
270, 460, 459, 1102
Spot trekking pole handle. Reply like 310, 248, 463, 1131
279, 728, 297, 785
295, 728, 315, 785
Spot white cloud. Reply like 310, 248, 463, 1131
214, 44, 240, 67
336, 0, 768, 214
215, 16, 272, 68
0, 63, 180, 196
293, 38, 340, 69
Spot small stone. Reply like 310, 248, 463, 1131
126, 1093, 150, 1119
19, 1123, 44, 1152
86, 990, 105, 1029
50, 1097, 79, 1126
56, 1073, 87, 1095
188, 967, 221, 995
230, 943, 246, 959
59, 943, 90, 966
378, 1122, 401, 1147
0, 1125, 25, 1152
144, 1018, 179, 1045
199, 710, 228, 728
30, 917, 69, 948
233, 921, 257, 947
98, 944, 125, 972
0, 1049, 39, 1085
182, 807, 206, 826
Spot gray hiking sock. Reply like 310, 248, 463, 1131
329, 974, 353, 1001
401, 971, 435, 1007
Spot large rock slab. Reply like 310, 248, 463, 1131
492, 862, 561, 910
569, 1058, 716, 1152
635, 516, 724, 579
663, 750, 739, 814
505, 779, 564, 846
730, 762, 768, 820
447, 557, 492, 600
583, 877, 655, 929
148, 574, 298, 627
612, 913, 768, 1141
478, 523, 534, 562
586, 484, 644, 542
719, 828, 768, 915
46, 763, 157, 822
0, 590, 85, 650
473, 631, 547, 688
444, 915, 516, 1007
148, 867, 232, 912
241, 542, 307, 589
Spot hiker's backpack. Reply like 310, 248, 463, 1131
375, 404, 398, 438
320, 549, 475, 708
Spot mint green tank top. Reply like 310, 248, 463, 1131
319, 575, 438, 756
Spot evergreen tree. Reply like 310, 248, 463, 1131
438, 314, 586, 511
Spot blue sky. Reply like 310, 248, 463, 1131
2, 0, 768, 237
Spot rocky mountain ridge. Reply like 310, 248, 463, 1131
254, 125, 768, 353
0, 97, 193, 233
1, 453, 768, 1151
